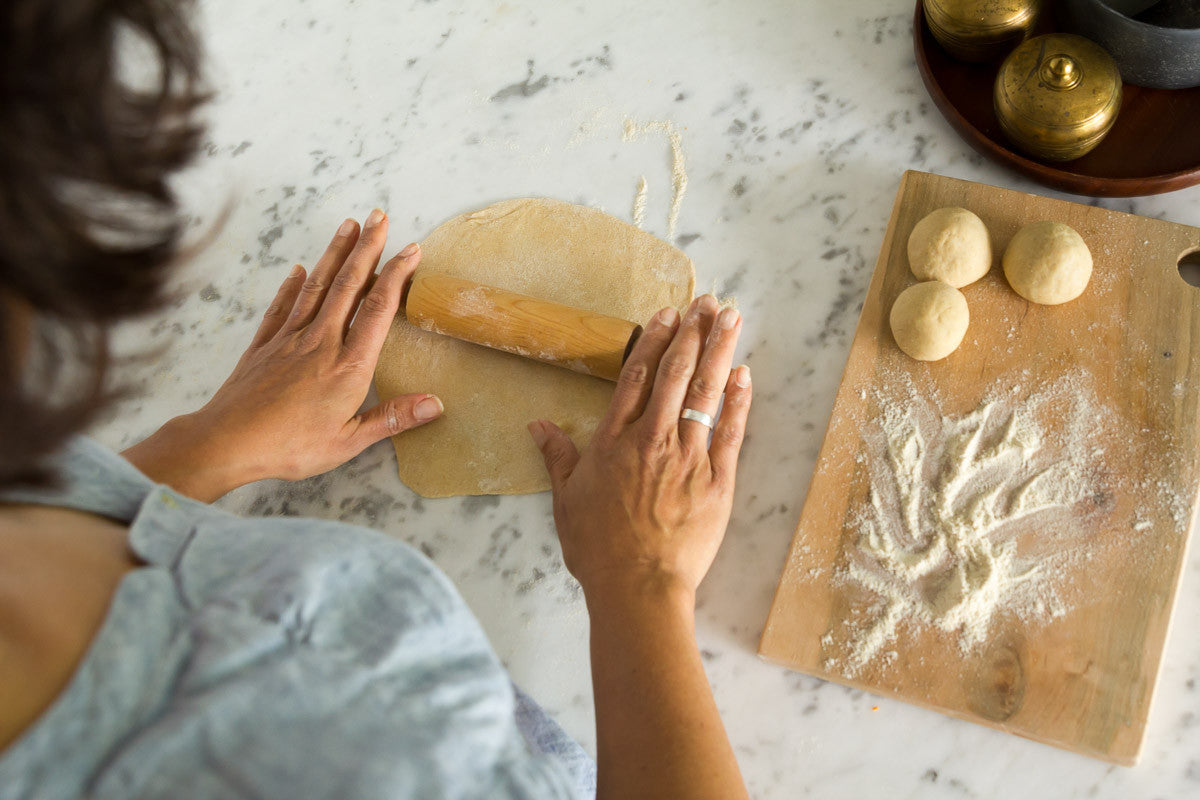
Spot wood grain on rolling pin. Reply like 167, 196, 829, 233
403, 271, 641, 382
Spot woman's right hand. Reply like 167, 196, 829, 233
528, 294, 751, 607
529, 294, 753, 800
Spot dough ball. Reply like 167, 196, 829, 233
889, 281, 970, 361
906, 207, 992, 288
1002, 221, 1092, 305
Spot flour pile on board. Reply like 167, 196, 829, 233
829, 372, 1119, 671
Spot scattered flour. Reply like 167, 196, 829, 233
623, 118, 689, 240
631, 176, 648, 229
703, 278, 739, 311
567, 107, 609, 148
826, 370, 1142, 674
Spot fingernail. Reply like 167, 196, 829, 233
289, 264, 304, 278
698, 294, 718, 313
735, 364, 751, 387
414, 395, 443, 421
337, 218, 356, 236
527, 420, 548, 447
655, 307, 679, 327
399, 242, 419, 259
718, 306, 740, 329
366, 208, 386, 227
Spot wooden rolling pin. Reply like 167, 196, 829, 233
403, 271, 643, 381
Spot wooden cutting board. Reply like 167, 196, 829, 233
758, 170, 1200, 765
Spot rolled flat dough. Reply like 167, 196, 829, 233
375, 198, 695, 497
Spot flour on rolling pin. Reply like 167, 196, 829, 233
404, 271, 642, 381
815, 368, 1189, 674
447, 285, 495, 316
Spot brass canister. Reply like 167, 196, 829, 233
994, 34, 1122, 162
923, 0, 1041, 62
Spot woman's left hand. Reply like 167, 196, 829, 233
123, 209, 441, 502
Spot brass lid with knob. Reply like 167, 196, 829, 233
994, 33, 1122, 162
923, 0, 1041, 62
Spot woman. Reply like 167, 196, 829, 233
0, 2, 752, 798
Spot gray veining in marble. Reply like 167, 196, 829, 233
91, 1, 1200, 797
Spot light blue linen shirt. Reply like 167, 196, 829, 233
0, 439, 595, 799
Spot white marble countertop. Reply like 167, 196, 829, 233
95, 0, 1200, 796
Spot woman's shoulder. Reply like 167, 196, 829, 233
122, 469, 479, 654
152, 494, 473, 633
0, 443, 582, 800
10, 437, 467, 619
0, 437, 155, 522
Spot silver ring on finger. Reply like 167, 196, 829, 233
680, 407, 715, 429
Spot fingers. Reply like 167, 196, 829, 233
314, 208, 390, 332
347, 392, 444, 452
284, 216, 362, 331
710, 365, 752, 485
596, 306, 681, 439
249, 264, 306, 349
678, 305, 742, 450
343, 242, 421, 363
528, 420, 580, 493
641, 295, 719, 440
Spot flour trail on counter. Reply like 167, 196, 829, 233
631, 176, 648, 229
623, 118, 689, 240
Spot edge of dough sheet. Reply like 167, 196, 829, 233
374, 197, 696, 498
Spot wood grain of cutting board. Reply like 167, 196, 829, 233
758, 171, 1200, 765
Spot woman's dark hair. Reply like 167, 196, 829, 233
0, 0, 206, 487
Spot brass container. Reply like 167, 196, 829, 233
923, 0, 1041, 62
994, 34, 1122, 162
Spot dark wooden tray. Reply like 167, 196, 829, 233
913, 2, 1200, 197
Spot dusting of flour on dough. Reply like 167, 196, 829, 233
623, 119, 689, 240
829, 371, 1118, 673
